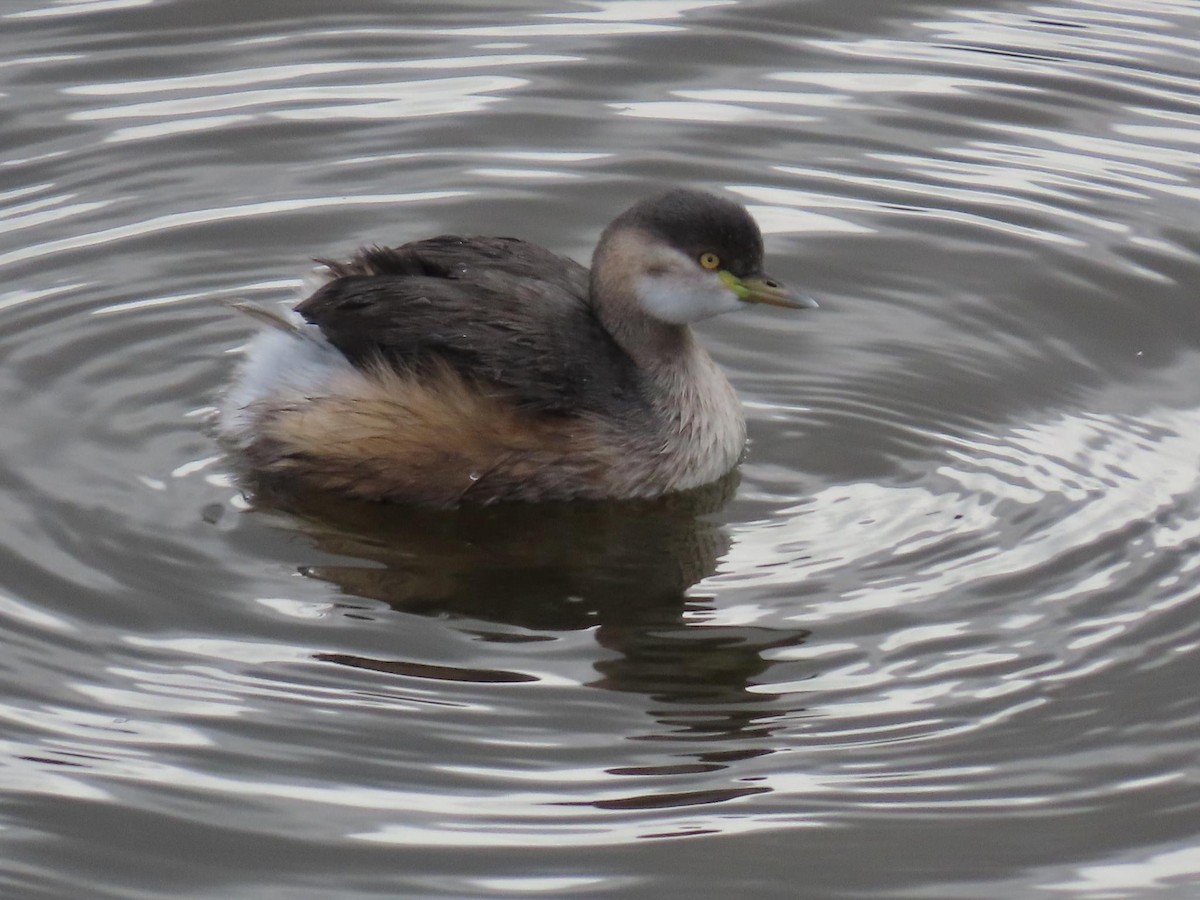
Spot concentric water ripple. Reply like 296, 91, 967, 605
3, 0, 1200, 898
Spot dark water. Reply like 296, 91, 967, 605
3, 1, 1200, 897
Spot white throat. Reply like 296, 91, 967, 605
635, 272, 744, 325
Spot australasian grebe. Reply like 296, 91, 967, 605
219, 188, 816, 506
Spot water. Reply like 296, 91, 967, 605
3, 1, 1200, 897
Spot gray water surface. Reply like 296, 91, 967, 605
3, 1, 1200, 898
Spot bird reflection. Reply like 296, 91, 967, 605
247, 472, 811, 749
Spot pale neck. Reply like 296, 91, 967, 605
590, 231, 696, 377
592, 279, 725, 433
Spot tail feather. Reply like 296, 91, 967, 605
224, 300, 305, 335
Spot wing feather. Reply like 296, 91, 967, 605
294, 236, 644, 416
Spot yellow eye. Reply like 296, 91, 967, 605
699, 252, 720, 270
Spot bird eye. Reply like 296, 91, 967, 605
699, 252, 720, 270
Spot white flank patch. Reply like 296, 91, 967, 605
218, 309, 354, 445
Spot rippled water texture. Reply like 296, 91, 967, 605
3, 1, 1200, 897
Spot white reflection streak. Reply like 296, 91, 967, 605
0, 701, 209, 747
0, 198, 110, 238
123, 635, 313, 666
742, 203, 873, 236
470, 876, 616, 893
107, 114, 254, 143
70, 76, 527, 121
5, 0, 154, 18
880, 623, 969, 653
330, 149, 610, 168
0, 191, 467, 270
1116, 122, 1200, 145
467, 167, 581, 180
0, 742, 111, 801
675, 88, 847, 109
549, 0, 736, 22
72, 682, 249, 719
0, 282, 88, 312
0, 591, 75, 632
769, 70, 1038, 96
420, 22, 674, 37
1044, 843, 1200, 894
355, 814, 825, 847
612, 100, 810, 124
64, 57, 572, 96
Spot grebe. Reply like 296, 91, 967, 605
219, 188, 816, 506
